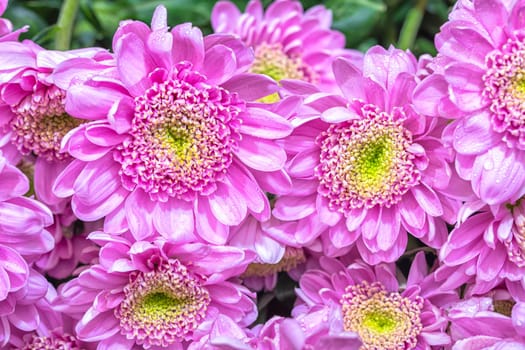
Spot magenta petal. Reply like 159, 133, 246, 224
211, 1, 241, 32
76, 308, 119, 342
287, 149, 319, 178
171, 23, 205, 68
208, 181, 247, 226
7, 304, 39, 331
473, 146, 525, 205
124, 190, 154, 240
453, 112, 498, 155
329, 221, 359, 248
346, 207, 368, 232
66, 80, 127, 120
222, 73, 278, 101
412, 74, 449, 117
62, 125, 111, 161
53, 160, 87, 198
236, 135, 286, 172
333, 57, 365, 100
0, 163, 27, 201
227, 163, 267, 215
153, 199, 195, 243
375, 207, 400, 251
411, 184, 443, 217
241, 107, 293, 139
115, 32, 155, 96
476, 245, 506, 281
273, 195, 316, 221
398, 191, 426, 230
202, 44, 237, 85
195, 198, 229, 245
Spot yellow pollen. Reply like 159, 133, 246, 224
250, 43, 305, 83
494, 299, 515, 317
164, 125, 195, 163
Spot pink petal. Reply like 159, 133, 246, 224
171, 23, 204, 68
124, 190, 154, 240
236, 135, 286, 172
273, 194, 316, 221
195, 198, 229, 244
411, 184, 443, 217
211, 1, 241, 33
76, 308, 119, 342
153, 199, 195, 243
241, 107, 293, 139
222, 73, 278, 101
453, 111, 499, 155
202, 44, 237, 85
7, 304, 39, 331
473, 146, 525, 205
208, 181, 247, 226
115, 32, 155, 96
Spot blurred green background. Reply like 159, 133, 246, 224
5, 0, 455, 56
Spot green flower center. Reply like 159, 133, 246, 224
316, 105, 420, 213
250, 43, 306, 83
352, 134, 396, 196
116, 260, 210, 347
362, 309, 397, 334
341, 281, 423, 350
137, 291, 188, 319
164, 124, 195, 163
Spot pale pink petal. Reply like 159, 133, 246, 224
208, 181, 247, 226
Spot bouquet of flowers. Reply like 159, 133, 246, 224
0, 0, 524, 348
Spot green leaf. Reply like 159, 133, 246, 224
326, 0, 386, 48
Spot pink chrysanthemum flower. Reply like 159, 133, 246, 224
56, 232, 256, 349
438, 199, 525, 294
293, 253, 454, 350
53, 5, 293, 244
273, 46, 459, 264
414, 0, 525, 205
211, 0, 362, 95
448, 291, 525, 349
0, 40, 113, 212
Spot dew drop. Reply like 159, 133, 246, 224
484, 160, 494, 170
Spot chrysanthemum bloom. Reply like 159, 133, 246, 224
413, 0, 525, 205
211, 0, 362, 96
0, 39, 113, 212
53, 5, 293, 244
56, 232, 257, 349
273, 46, 459, 264
438, 198, 525, 294
447, 291, 525, 349
293, 252, 454, 349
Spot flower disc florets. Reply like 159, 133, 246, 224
115, 259, 210, 348
21, 333, 81, 350
315, 104, 420, 213
250, 43, 316, 83
483, 35, 525, 150
115, 63, 243, 202
341, 281, 424, 350
10, 87, 84, 161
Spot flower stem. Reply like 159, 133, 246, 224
397, 0, 427, 50
54, 0, 80, 50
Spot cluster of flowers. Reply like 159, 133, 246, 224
1, 0, 525, 348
